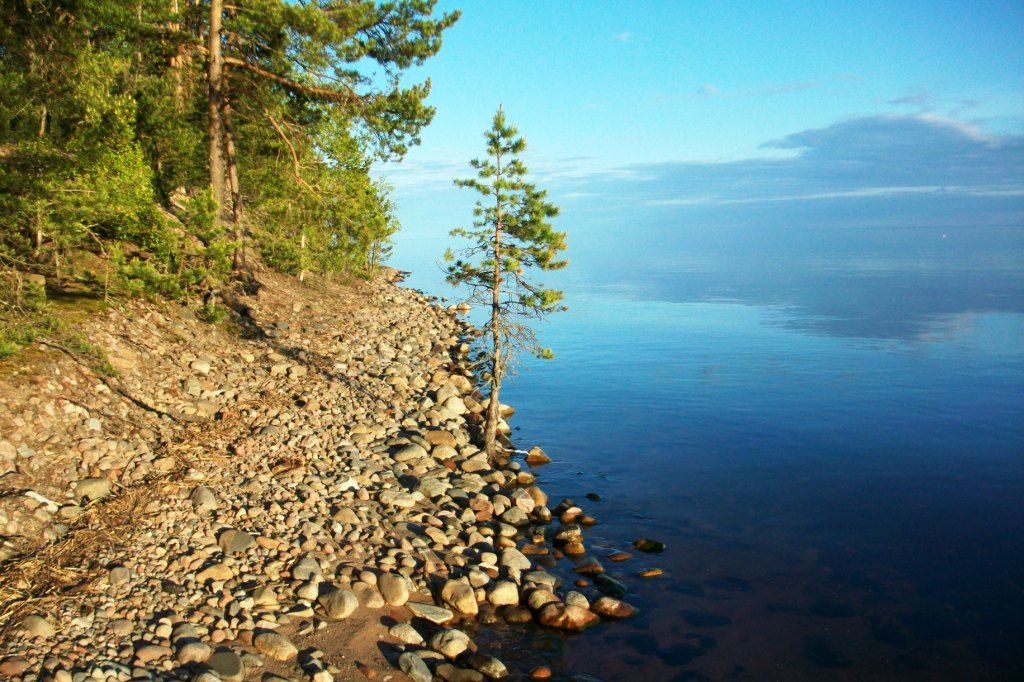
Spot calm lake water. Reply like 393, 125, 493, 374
394, 223, 1024, 680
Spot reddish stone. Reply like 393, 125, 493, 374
537, 603, 599, 632
591, 596, 637, 619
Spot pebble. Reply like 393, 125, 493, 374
0, 656, 31, 677
0, 276, 640, 682
217, 528, 255, 554
441, 580, 479, 615
189, 485, 218, 512
633, 538, 666, 553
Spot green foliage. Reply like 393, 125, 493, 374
0, 273, 114, 374
0, 276, 52, 358
249, 114, 399, 277
198, 301, 228, 324
0, 0, 457, 304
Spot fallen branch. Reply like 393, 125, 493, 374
35, 340, 181, 422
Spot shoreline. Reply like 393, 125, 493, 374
0, 271, 627, 681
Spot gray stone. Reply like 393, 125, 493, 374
465, 652, 509, 680
388, 622, 424, 645
217, 528, 255, 555
487, 581, 519, 606
431, 628, 471, 658
108, 565, 130, 585
352, 581, 385, 608
399, 652, 432, 682
176, 641, 213, 664
332, 507, 359, 525
318, 587, 358, 619
291, 555, 322, 581
377, 572, 409, 606
407, 601, 453, 624
253, 631, 298, 661
189, 486, 218, 512
565, 591, 590, 609
500, 507, 528, 526
135, 644, 172, 663
499, 547, 531, 571
441, 580, 478, 615
392, 443, 428, 463
205, 650, 244, 682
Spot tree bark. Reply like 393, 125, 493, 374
206, 0, 226, 221
222, 92, 244, 270
484, 150, 504, 458
170, 0, 185, 110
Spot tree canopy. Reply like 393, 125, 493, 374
0, 0, 458, 299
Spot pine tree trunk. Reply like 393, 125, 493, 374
206, 0, 226, 222
33, 208, 43, 258
170, 0, 184, 110
222, 93, 244, 270
484, 152, 504, 459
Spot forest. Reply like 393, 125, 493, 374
0, 0, 458, 316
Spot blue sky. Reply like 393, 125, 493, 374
380, 1, 1024, 240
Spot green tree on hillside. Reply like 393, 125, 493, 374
0, 0, 457, 309
445, 107, 568, 457
200, 0, 460, 269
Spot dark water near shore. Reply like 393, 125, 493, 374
395, 223, 1024, 680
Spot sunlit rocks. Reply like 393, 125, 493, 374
525, 446, 551, 465
591, 596, 637, 618
537, 603, 600, 631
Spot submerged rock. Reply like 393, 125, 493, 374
632, 538, 666, 553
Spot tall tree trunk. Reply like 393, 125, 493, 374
222, 93, 244, 270
170, 0, 185, 110
485, 151, 504, 458
34, 106, 45, 259
34, 208, 43, 258
206, 0, 226, 221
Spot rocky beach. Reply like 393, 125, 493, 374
0, 272, 632, 682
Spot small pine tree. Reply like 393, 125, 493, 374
445, 106, 568, 458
